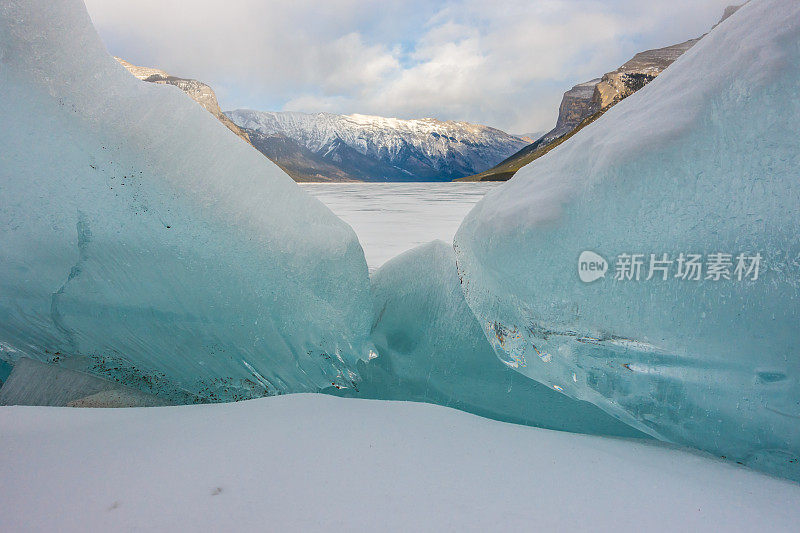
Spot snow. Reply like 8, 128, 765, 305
1, 394, 798, 532
226, 109, 528, 174
227, 110, 527, 155
0, 0, 374, 401
454, 0, 800, 480
301, 182, 499, 270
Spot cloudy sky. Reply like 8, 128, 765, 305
84, 0, 732, 134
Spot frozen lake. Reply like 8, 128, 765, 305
301, 182, 501, 271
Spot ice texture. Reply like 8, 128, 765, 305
0, 358, 169, 407
331, 241, 645, 438
454, 0, 800, 479
0, 0, 374, 402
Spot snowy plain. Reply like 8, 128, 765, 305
301, 182, 499, 270
1, 394, 799, 532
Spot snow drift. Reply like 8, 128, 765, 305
2, 394, 800, 532
455, 0, 800, 480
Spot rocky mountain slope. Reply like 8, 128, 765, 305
459, 4, 742, 182
591, 38, 700, 112
227, 110, 529, 182
115, 58, 252, 145
543, 79, 601, 142
245, 129, 357, 182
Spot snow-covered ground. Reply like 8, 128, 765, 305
302, 182, 499, 270
1, 394, 798, 532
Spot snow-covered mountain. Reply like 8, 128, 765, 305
226, 110, 529, 182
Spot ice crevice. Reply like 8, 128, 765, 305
49, 211, 91, 354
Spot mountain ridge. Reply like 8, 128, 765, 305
227, 109, 529, 182
458, 4, 743, 182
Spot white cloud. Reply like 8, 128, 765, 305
83, 0, 733, 132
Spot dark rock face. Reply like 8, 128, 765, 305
545, 78, 601, 142
592, 38, 700, 110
